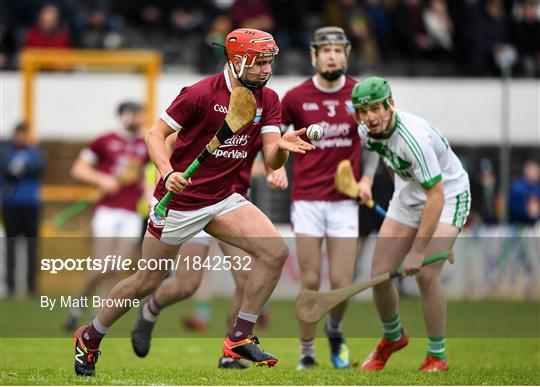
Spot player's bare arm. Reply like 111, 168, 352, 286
262, 130, 315, 170
357, 151, 379, 204
145, 118, 189, 194
71, 156, 119, 194
402, 180, 445, 276
265, 164, 288, 190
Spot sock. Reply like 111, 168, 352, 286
427, 336, 446, 359
325, 318, 343, 339
70, 306, 83, 318
300, 338, 315, 359
83, 318, 107, 350
142, 296, 161, 322
228, 311, 258, 341
382, 314, 403, 341
194, 300, 211, 322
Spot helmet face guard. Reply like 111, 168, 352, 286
352, 77, 394, 139
225, 29, 279, 90
310, 26, 351, 80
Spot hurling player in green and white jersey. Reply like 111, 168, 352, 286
351, 77, 470, 372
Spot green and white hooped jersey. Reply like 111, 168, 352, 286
358, 109, 470, 208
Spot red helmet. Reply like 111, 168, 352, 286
225, 28, 279, 77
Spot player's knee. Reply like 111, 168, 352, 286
302, 273, 321, 290
416, 271, 439, 293
330, 276, 352, 290
266, 242, 289, 268
276, 243, 289, 262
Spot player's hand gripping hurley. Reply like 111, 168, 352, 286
155, 87, 256, 217
294, 250, 454, 324
334, 159, 387, 218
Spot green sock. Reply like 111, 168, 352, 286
427, 336, 446, 359
194, 301, 211, 322
381, 315, 403, 341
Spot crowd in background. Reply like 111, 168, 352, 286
1, 0, 539, 77
1, 1, 539, 297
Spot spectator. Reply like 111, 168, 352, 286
25, 3, 72, 48
423, 0, 454, 61
270, 0, 309, 51
450, 0, 486, 75
169, 6, 205, 40
508, 160, 540, 225
470, 157, 499, 225
77, 8, 118, 49
472, 0, 510, 75
363, 0, 396, 60
229, 0, 275, 32
512, 0, 540, 77
342, 0, 380, 65
390, 0, 430, 61
1, 122, 46, 297
0, 22, 17, 69
199, 13, 232, 73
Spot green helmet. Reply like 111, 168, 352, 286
351, 77, 391, 108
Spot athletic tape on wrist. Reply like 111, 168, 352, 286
163, 170, 175, 185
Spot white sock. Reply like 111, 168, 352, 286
142, 302, 157, 322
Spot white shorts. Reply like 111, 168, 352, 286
148, 193, 249, 246
92, 206, 143, 238
291, 200, 359, 238
387, 190, 471, 229
190, 230, 213, 246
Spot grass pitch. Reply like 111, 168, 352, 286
1, 338, 538, 385
1, 298, 539, 385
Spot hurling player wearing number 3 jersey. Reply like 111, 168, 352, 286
73, 28, 314, 376
281, 27, 379, 370
352, 77, 471, 372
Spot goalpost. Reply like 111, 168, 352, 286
19, 49, 162, 235
20, 49, 161, 139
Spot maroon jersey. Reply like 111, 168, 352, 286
82, 131, 148, 212
234, 136, 263, 199
156, 71, 281, 210
282, 76, 361, 201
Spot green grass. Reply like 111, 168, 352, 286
1, 338, 538, 385
2, 298, 539, 338
1, 298, 539, 385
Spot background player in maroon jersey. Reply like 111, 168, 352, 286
130, 134, 288, 369
64, 101, 149, 331
73, 28, 314, 376
281, 27, 377, 370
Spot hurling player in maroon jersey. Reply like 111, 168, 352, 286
73, 28, 314, 376
281, 27, 378, 370
130, 134, 288, 369
65, 101, 148, 332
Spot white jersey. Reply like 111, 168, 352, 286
358, 109, 469, 207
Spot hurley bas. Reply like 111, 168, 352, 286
40, 295, 140, 311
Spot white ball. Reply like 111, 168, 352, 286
306, 124, 324, 141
